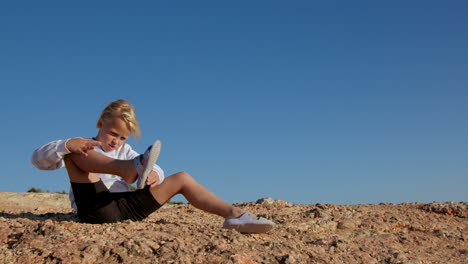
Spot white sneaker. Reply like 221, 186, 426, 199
223, 212, 275, 234
134, 140, 161, 189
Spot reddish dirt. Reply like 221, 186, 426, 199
0, 192, 466, 263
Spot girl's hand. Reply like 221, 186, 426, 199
66, 137, 101, 156
146, 171, 162, 187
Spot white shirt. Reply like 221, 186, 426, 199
31, 139, 164, 210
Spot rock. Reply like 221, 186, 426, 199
256, 197, 293, 207
256, 197, 274, 205
337, 220, 358, 230
420, 202, 467, 218
231, 254, 257, 264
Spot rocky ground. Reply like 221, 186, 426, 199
0, 191, 466, 264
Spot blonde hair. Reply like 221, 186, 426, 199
98, 99, 141, 140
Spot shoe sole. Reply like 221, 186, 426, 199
137, 140, 161, 189
224, 222, 274, 234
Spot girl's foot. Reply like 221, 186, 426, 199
134, 140, 161, 189
223, 212, 275, 234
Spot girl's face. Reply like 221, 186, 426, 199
96, 116, 131, 152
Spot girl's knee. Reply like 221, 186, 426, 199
63, 153, 83, 165
172, 171, 193, 183
63, 154, 89, 178
63, 154, 75, 167
175, 171, 191, 179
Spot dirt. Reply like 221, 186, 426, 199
0, 192, 466, 263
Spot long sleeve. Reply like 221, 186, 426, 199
31, 139, 71, 170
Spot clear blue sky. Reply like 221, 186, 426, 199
1, 1, 467, 204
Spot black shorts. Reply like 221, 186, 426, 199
71, 180, 162, 224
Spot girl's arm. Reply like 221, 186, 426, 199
31, 139, 71, 170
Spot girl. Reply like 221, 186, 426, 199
32, 99, 274, 234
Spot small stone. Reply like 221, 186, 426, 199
337, 220, 357, 230
231, 254, 257, 264
256, 197, 274, 205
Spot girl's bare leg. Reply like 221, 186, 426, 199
65, 151, 244, 219
64, 150, 137, 183
149, 172, 245, 219
63, 154, 101, 183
